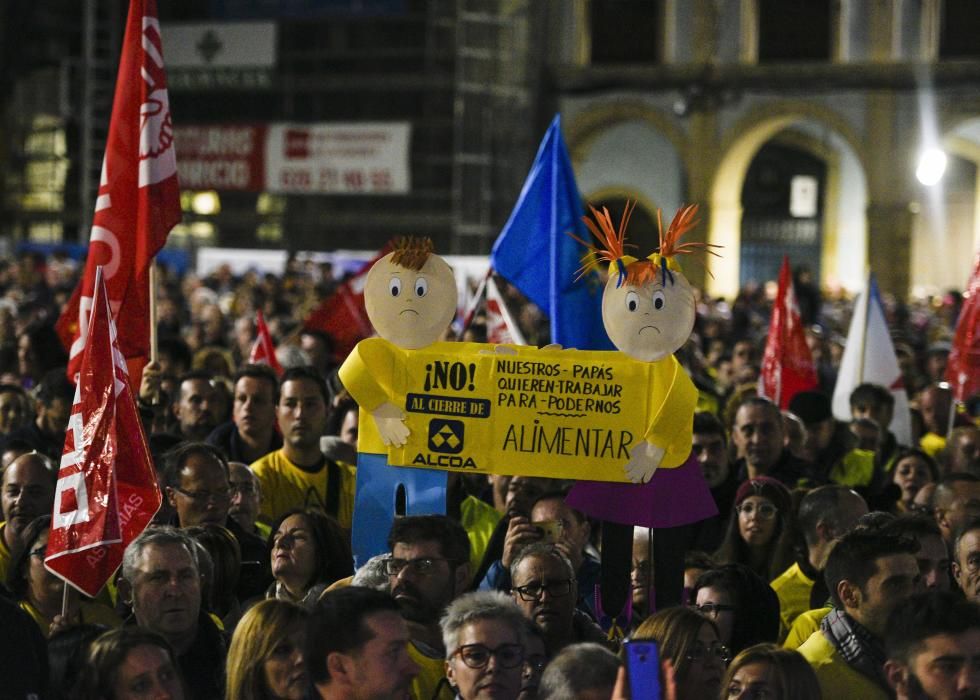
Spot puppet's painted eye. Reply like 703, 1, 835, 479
652, 290, 666, 310
626, 291, 639, 312
389, 277, 402, 297
415, 277, 429, 297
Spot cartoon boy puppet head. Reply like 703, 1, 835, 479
364, 237, 457, 350
360, 237, 458, 446
572, 202, 718, 481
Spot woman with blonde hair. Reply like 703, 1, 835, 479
721, 643, 820, 699
225, 599, 309, 700
633, 606, 729, 700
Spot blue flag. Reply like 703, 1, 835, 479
490, 115, 613, 350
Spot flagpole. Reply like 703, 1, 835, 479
149, 261, 158, 364
856, 274, 872, 383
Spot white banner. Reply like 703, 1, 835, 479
265, 123, 411, 194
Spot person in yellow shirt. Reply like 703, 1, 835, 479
797, 530, 920, 700
771, 485, 867, 638
251, 367, 356, 528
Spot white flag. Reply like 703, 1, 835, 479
832, 276, 912, 445
486, 277, 527, 345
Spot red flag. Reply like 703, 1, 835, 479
303, 249, 388, 363
945, 251, 980, 402
56, 0, 181, 380
45, 267, 162, 597
249, 309, 284, 376
760, 257, 818, 409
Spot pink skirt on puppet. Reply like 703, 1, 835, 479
566, 451, 717, 527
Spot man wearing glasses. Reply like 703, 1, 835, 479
441, 590, 528, 700
509, 543, 608, 654
163, 441, 270, 600
385, 515, 471, 700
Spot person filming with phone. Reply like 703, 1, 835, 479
483, 489, 601, 621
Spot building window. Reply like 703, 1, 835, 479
757, 0, 831, 63
590, 0, 661, 64
939, 0, 980, 59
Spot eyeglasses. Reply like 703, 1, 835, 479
687, 642, 731, 663
229, 482, 256, 496
512, 579, 573, 601
735, 502, 777, 519
172, 487, 230, 504
383, 556, 455, 577
693, 602, 737, 618
452, 643, 524, 669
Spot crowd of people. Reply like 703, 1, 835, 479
0, 249, 978, 699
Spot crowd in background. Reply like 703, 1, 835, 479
0, 248, 977, 700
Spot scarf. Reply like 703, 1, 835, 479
820, 608, 889, 689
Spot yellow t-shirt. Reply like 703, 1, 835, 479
251, 449, 357, 528
920, 432, 946, 458
18, 599, 121, 638
770, 562, 815, 640
797, 626, 889, 700
408, 641, 453, 700
460, 495, 501, 582
783, 606, 831, 650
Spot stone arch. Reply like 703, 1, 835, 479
707, 100, 870, 298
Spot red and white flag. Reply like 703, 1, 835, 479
56, 0, 181, 381
249, 309, 284, 375
945, 251, 980, 402
302, 249, 387, 363
45, 267, 162, 597
486, 276, 527, 345
760, 257, 818, 409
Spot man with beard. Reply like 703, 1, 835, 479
0, 451, 55, 582
308, 586, 420, 700
385, 515, 470, 700
884, 591, 980, 700
798, 530, 922, 700
252, 366, 356, 528
509, 544, 607, 654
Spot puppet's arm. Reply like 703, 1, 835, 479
339, 338, 410, 446
623, 356, 698, 483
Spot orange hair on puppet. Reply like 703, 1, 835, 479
390, 236, 434, 271
569, 201, 720, 287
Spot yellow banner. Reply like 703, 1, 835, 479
341, 340, 695, 482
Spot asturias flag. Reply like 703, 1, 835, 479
491, 115, 612, 350
760, 257, 818, 408
45, 266, 162, 597
57, 0, 181, 380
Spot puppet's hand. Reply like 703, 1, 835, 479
624, 441, 665, 484
479, 345, 519, 356
372, 402, 410, 447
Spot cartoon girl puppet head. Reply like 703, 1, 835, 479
364, 237, 458, 350
572, 202, 718, 481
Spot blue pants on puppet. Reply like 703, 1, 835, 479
352, 452, 447, 568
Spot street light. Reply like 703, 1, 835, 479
916, 148, 947, 186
